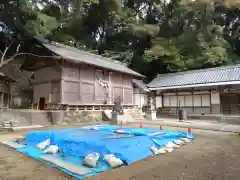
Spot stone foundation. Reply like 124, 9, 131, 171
0, 109, 103, 127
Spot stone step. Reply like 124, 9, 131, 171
40, 155, 93, 176
1, 125, 44, 132
1, 141, 26, 149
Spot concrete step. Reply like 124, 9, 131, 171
40, 155, 93, 176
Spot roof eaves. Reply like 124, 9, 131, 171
148, 80, 240, 90
133, 79, 150, 92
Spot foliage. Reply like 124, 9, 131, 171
0, 0, 240, 80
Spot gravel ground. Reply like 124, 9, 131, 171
0, 125, 240, 180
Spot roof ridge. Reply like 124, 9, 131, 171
157, 64, 240, 77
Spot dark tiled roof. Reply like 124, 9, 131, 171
36, 37, 144, 77
147, 64, 240, 89
133, 79, 150, 92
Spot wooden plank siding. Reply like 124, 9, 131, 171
33, 66, 62, 104
61, 64, 133, 105
33, 63, 133, 106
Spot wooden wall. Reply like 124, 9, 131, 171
61, 64, 133, 105
33, 66, 61, 103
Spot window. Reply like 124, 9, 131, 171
170, 96, 177, 106
162, 92, 211, 107
185, 95, 193, 106
201, 94, 210, 106
178, 96, 185, 107
156, 96, 162, 108
163, 96, 170, 107
193, 95, 202, 106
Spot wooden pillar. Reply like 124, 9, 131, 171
153, 91, 156, 109
122, 87, 125, 105
176, 90, 179, 114
209, 89, 212, 114
109, 72, 112, 104
7, 92, 9, 109
94, 68, 96, 103
161, 91, 164, 108
121, 75, 124, 104
9, 84, 13, 109
48, 81, 51, 109
7, 83, 10, 108
1, 92, 4, 110
191, 88, 194, 112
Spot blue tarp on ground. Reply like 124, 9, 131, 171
14, 124, 194, 179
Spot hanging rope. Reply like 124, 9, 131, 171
96, 76, 110, 103
96, 76, 109, 88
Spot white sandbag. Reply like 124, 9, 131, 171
164, 147, 174, 152
95, 124, 102, 127
16, 136, 25, 143
90, 127, 100, 130
165, 142, 180, 149
173, 139, 185, 145
115, 129, 125, 134
83, 152, 100, 168
104, 154, 124, 168
36, 139, 50, 150
180, 138, 192, 143
44, 145, 59, 154
150, 146, 166, 155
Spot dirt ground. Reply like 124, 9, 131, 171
0, 125, 240, 180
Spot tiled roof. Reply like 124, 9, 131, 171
133, 79, 150, 92
147, 65, 240, 89
36, 37, 144, 77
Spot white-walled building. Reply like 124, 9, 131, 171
133, 79, 149, 109
147, 65, 240, 115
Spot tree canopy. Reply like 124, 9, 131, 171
0, 0, 240, 80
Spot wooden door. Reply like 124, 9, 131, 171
220, 94, 240, 115
39, 97, 46, 110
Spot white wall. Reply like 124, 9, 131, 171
157, 90, 213, 108
133, 88, 148, 108
210, 91, 220, 104
156, 96, 162, 108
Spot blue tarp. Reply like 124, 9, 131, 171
15, 124, 194, 179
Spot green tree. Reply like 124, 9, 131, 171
0, 0, 239, 80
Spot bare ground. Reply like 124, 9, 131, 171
0, 125, 240, 180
